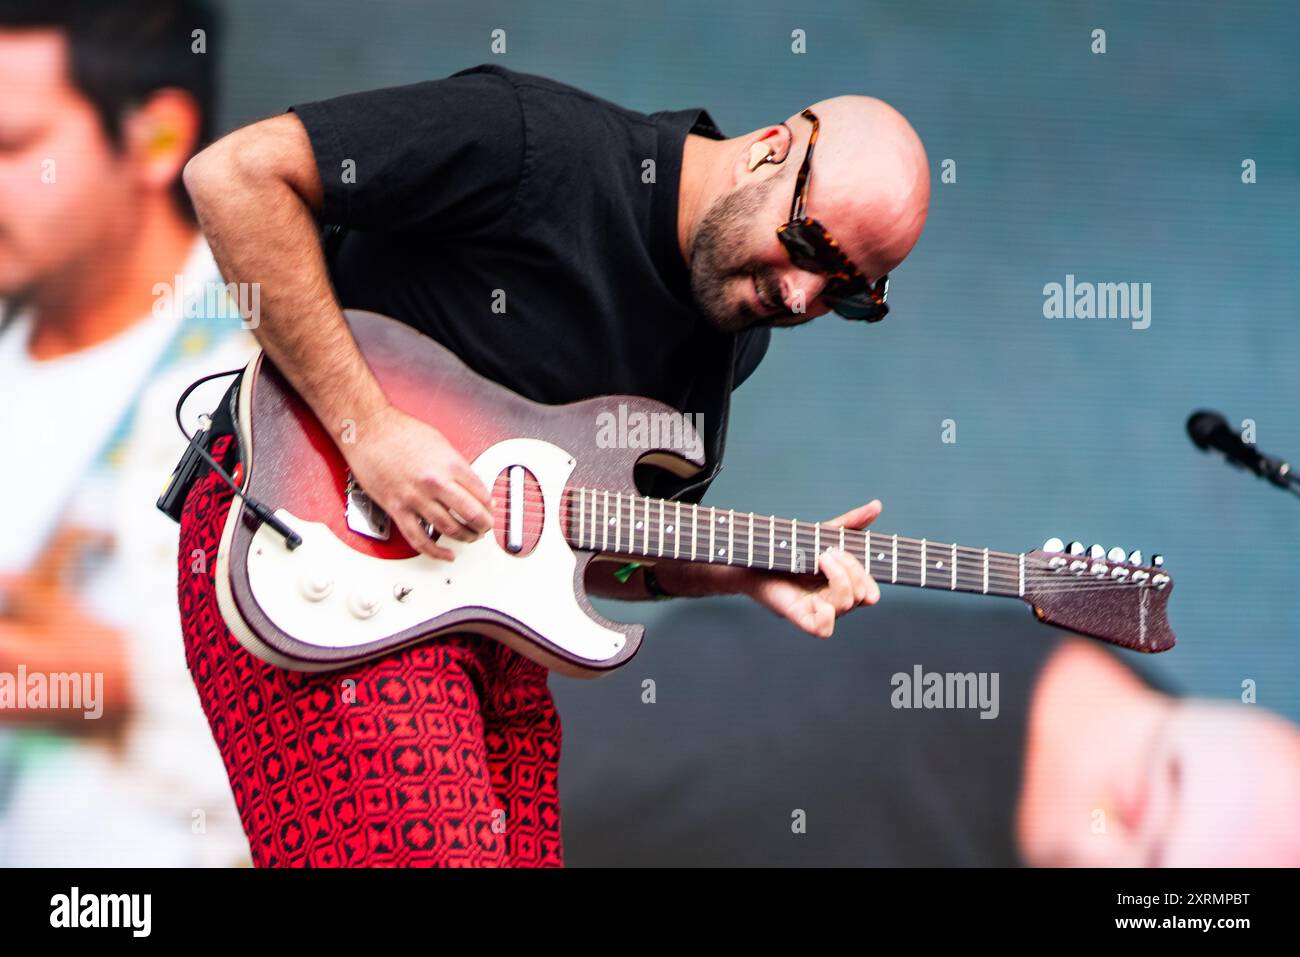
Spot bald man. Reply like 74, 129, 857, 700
177, 64, 929, 866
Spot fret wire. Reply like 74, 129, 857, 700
768, 515, 775, 570
711, 506, 718, 564
791, 520, 798, 574
674, 501, 681, 559
951, 542, 957, 590
728, 508, 735, 565
615, 492, 622, 553
747, 512, 754, 568
983, 547, 989, 594
892, 534, 898, 583
657, 500, 664, 557
920, 538, 927, 588
690, 504, 698, 562
602, 490, 609, 552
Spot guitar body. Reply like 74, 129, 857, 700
214, 310, 708, 676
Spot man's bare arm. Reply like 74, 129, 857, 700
183, 114, 380, 436
182, 114, 492, 558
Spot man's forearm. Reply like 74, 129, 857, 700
183, 116, 388, 437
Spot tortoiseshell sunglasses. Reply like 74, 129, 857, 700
775, 109, 890, 321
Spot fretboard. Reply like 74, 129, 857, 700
564, 488, 1027, 598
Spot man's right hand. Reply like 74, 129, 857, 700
342, 405, 493, 561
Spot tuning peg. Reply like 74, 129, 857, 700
1152, 554, 1164, 568
1107, 546, 1126, 563
1067, 541, 1085, 556
1088, 544, 1105, 560
1042, 537, 1064, 553
1127, 549, 1143, 566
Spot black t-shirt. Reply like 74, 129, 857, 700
290, 64, 770, 501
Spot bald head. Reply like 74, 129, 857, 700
679, 93, 929, 332
785, 95, 930, 279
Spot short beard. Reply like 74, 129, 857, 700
688, 177, 778, 334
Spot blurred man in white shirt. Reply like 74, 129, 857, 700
0, 0, 250, 865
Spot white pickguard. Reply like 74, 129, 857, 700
241, 437, 627, 665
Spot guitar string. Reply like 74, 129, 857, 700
494, 487, 1154, 564
480, 493, 1161, 580
484, 488, 1163, 578
463, 495, 1163, 595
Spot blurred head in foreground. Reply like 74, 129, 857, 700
1019, 641, 1300, 866
0, 0, 216, 304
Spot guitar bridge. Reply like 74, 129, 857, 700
344, 473, 391, 541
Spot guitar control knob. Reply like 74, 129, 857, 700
1067, 541, 1085, 556
1107, 546, 1126, 563
1088, 544, 1105, 560
1152, 554, 1165, 568
299, 572, 334, 602
1042, 537, 1065, 553
1111, 566, 1129, 580
1132, 570, 1150, 584
348, 590, 382, 619
1127, 549, 1143, 566
1151, 573, 1170, 589
1091, 562, 1108, 577
1069, 560, 1087, 574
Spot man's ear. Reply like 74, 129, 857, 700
736, 122, 793, 179
122, 88, 202, 194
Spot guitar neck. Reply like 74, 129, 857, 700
564, 487, 1027, 599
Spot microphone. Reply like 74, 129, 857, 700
1187, 410, 1296, 490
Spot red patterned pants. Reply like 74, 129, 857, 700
177, 436, 564, 866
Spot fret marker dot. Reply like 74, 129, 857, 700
635, 521, 643, 530
608, 518, 616, 526
876, 553, 885, 561
936, 561, 944, 569
666, 525, 674, 534
780, 541, 788, 548
718, 515, 727, 524
717, 548, 726, 557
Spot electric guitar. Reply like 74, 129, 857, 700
211, 310, 1176, 675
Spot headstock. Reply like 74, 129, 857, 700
1022, 537, 1175, 653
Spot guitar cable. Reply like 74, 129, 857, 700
170, 369, 302, 550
